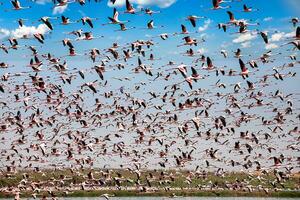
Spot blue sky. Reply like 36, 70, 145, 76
0, 0, 299, 170
0, 0, 298, 42
1, 0, 299, 93
0, 0, 299, 127
0, 0, 299, 115
0, 0, 299, 65
0, 1, 298, 48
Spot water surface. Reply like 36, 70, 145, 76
5, 198, 298, 200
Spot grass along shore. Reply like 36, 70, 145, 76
0, 168, 299, 198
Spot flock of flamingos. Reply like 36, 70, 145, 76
0, 0, 299, 199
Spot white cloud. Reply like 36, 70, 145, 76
221, 42, 232, 49
0, 28, 10, 40
198, 19, 211, 32
270, 32, 284, 42
53, 5, 68, 15
284, 31, 295, 38
233, 33, 257, 43
107, 0, 176, 8
263, 17, 273, 22
197, 48, 207, 54
34, 0, 68, 14
268, 31, 295, 42
34, 0, 52, 5
1, 24, 50, 39
241, 41, 251, 48
265, 43, 278, 50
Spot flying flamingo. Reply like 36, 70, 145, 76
60, 15, 75, 25
177, 36, 197, 47
39, 17, 58, 31
144, 20, 164, 30
76, 32, 103, 40
6, 0, 31, 11
186, 15, 206, 27
103, 8, 129, 25
142, 8, 160, 15
124, 0, 135, 14
78, 17, 98, 28
54, 0, 76, 7
239, 58, 249, 79
211, 0, 230, 10
115, 23, 135, 31
243, 4, 259, 12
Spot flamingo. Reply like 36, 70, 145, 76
218, 23, 227, 32
211, 0, 230, 10
295, 26, 300, 39
173, 24, 190, 35
60, 15, 74, 25
0, 62, 10, 68
239, 58, 249, 78
79, 17, 98, 28
186, 15, 206, 27
124, 0, 135, 14
33, 33, 45, 44
17, 19, 27, 27
7, 0, 31, 11
89, 48, 101, 62
78, 0, 85, 6
142, 8, 160, 15
54, 0, 76, 7
290, 18, 299, 27
39, 17, 57, 30
8, 38, 20, 50
260, 32, 268, 44
143, 20, 164, 30
77, 32, 103, 40
227, 11, 236, 23
116, 23, 135, 31
287, 41, 300, 50
221, 50, 228, 58
0, 0, 299, 194
104, 8, 129, 25
62, 38, 74, 49
243, 4, 258, 12
0, 44, 8, 54
180, 24, 189, 34
177, 36, 197, 47
202, 56, 215, 70
67, 29, 83, 37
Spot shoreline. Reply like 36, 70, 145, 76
0, 189, 300, 198
0, 169, 299, 198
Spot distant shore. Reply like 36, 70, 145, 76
0, 189, 300, 198
0, 169, 299, 198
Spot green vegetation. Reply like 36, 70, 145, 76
0, 190, 299, 198
0, 169, 299, 198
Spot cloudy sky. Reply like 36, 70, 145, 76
0, 0, 299, 97
0, 0, 298, 57
0, 0, 299, 170
0, 0, 299, 99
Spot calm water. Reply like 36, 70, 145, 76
60, 198, 300, 200
4, 198, 299, 200
84, 198, 297, 200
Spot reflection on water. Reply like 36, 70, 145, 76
6, 198, 297, 200
78, 198, 297, 200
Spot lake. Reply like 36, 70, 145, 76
60, 198, 300, 200
3, 198, 299, 200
